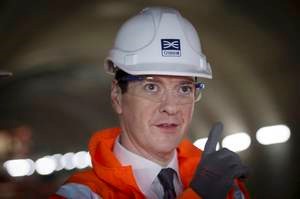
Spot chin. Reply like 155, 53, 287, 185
153, 140, 180, 153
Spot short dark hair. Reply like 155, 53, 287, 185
114, 69, 130, 93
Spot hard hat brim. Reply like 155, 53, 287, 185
105, 61, 212, 79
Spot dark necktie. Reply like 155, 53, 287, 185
158, 168, 177, 199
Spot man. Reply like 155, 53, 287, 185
51, 7, 250, 199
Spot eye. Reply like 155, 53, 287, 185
179, 84, 193, 95
143, 83, 159, 93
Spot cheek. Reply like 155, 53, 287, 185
122, 97, 155, 128
182, 105, 194, 127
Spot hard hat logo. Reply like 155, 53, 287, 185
161, 39, 181, 57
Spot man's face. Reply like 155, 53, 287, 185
111, 75, 195, 160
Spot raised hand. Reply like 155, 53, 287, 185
190, 122, 249, 199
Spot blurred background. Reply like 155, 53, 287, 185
0, 0, 299, 198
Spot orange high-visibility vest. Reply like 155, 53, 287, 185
50, 127, 250, 199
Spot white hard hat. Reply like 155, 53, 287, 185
104, 6, 212, 79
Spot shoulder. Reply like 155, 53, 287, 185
55, 183, 102, 199
54, 169, 102, 199
65, 169, 109, 192
54, 165, 106, 198
62, 169, 112, 197
66, 169, 98, 183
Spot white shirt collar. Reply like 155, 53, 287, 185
113, 136, 181, 196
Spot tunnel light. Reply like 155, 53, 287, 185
222, 133, 251, 152
72, 151, 90, 169
3, 159, 34, 177
35, 156, 56, 175
256, 124, 291, 145
52, 154, 64, 171
193, 138, 220, 151
61, 152, 75, 170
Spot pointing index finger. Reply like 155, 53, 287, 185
203, 122, 223, 156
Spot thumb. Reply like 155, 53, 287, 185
203, 122, 223, 157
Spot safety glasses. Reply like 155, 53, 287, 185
118, 75, 205, 104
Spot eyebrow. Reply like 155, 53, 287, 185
144, 76, 194, 85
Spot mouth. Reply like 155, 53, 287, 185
155, 123, 179, 132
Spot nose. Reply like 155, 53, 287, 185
158, 91, 179, 115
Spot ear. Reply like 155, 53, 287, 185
111, 80, 123, 114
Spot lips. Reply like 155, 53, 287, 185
154, 123, 180, 134
156, 123, 178, 128
152, 117, 182, 133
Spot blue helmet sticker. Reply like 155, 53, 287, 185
161, 39, 181, 57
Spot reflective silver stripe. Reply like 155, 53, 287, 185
56, 183, 102, 199
233, 189, 245, 199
